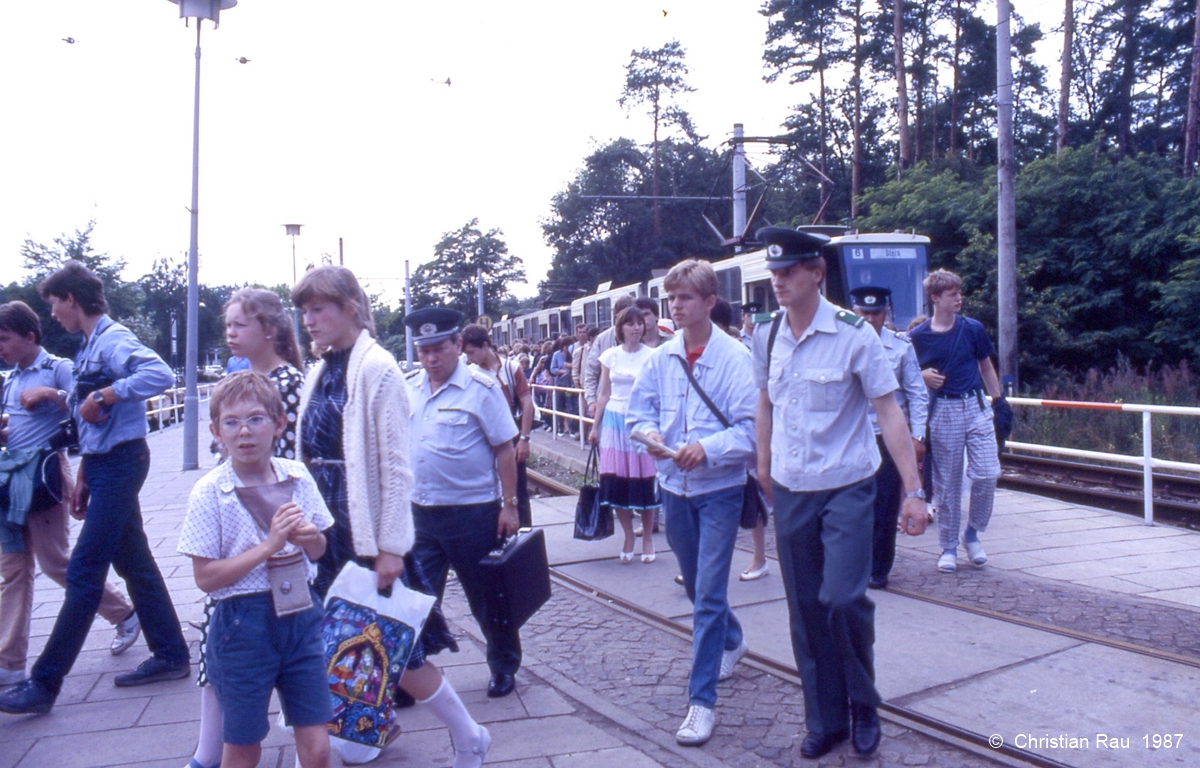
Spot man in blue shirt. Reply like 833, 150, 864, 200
0, 262, 189, 715
628, 259, 757, 747
907, 269, 1004, 574
0, 302, 139, 689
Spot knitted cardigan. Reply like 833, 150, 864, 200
296, 329, 414, 558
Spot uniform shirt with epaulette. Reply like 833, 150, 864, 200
752, 296, 898, 493
407, 359, 518, 506
867, 326, 928, 440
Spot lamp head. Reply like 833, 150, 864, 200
168, 0, 237, 25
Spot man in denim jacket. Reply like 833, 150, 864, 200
627, 259, 756, 748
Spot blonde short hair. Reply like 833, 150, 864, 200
924, 269, 963, 298
663, 259, 718, 298
209, 371, 285, 422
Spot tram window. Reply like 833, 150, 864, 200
716, 267, 742, 303
598, 298, 611, 328
539, 323, 548, 340
584, 302, 597, 327
549, 313, 560, 337
524, 318, 536, 341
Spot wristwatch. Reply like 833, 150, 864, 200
519, 434, 530, 442
905, 489, 926, 500
504, 496, 519, 507
91, 391, 106, 405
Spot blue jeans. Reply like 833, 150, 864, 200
32, 439, 189, 693
412, 501, 521, 676
663, 485, 744, 709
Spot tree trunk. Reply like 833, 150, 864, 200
652, 98, 661, 236
1183, 0, 1200, 174
852, 0, 863, 219
894, 0, 912, 174
1057, 0, 1074, 153
951, 0, 963, 153
1116, 0, 1137, 158
818, 39, 829, 223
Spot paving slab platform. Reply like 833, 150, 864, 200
0, 424, 1197, 767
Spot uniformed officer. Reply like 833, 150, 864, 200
753, 228, 929, 760
739, 301, 762, 349
405, 307, 524, 698
848, 287, 929, 590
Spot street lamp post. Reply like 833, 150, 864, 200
168, 0, 237, 471
284, 224, 303, 344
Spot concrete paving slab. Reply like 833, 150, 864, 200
904, 643, 1200, 768
16, 722, 193, 768
0, 740, 33, 768
1024, 560, 1154, 582
135, 690, 201, 726
553, 746, 666, 767
1072, 576, 1158, 595
541, 518, 671, 567
0, 696, 146, 743
1114, 568, 1200, 590
482, 713, 625, 762
1143, 586, 1200, 608
555, 559, 696, 621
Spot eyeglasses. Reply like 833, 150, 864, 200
219, 414, 274, 432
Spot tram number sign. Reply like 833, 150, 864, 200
477, 315, 493, 330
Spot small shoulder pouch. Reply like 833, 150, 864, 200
234, 477, 314, 617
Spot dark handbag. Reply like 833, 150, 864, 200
674, 357, 765, 529
992, 396, 1014, 448
478, 527, 551, 633
573, 446, 613, 540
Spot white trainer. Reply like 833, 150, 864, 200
937, 551, 957, 573
676, 704, 715, 746
719, 638, 749, 681
110, 612, 141, 656
0, 667, 25, 687
962, 537, 988, 567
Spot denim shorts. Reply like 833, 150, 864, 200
207, 590, 331, 746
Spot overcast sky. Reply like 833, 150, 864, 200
1, 1, 1058, 303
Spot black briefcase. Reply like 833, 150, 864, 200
478, 527, 551, 633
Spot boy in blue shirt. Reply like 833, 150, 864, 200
178, 371, 334, 768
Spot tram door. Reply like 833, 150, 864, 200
824, 234, 929, 330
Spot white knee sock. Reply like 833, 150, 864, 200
193, 685, 223, 768
418, 676, 486, 766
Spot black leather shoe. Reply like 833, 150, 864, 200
0, 680, 55, 715
800, 728, 848, 759
851, 703, 881, 757
868, 576, 888, 590
486, 672, 515, 698
113, 656, 190, 687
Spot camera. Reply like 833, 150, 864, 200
49, 417, 78, 452
74, 370, 116, 401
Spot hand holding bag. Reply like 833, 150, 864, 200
674, 357, 767, 529
573, 446, 614, 540
234, 478, 315, 617
322, 562, 437, 762
479, 527, 551, 633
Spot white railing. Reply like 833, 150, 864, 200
146, 384, 216, 431
1006, 397, 1200, 525
530, 383, 592, 448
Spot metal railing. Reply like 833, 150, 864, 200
531, 383, 592, 448
1006, 397, 1200, 525
146, 384, 215, 431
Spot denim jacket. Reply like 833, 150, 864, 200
627, 323, 757, 498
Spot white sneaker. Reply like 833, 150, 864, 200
963, 537, 987, 567
676, 704, 715, 746
719, 639, 749, 681
937, 551, 957, 573
0, 667, 24, 687
110, 612, 141, 656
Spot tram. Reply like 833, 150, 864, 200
490, 227, 931, 346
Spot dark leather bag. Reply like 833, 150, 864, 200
478, 528, 551, 634
573, 446, 613, 540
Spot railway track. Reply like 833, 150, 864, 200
999, 453, 1200, 528
523, 467, 1200, 768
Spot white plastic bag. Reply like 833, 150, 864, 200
321, 562, 436, 764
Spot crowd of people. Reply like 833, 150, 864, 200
0, 238, 1006, 764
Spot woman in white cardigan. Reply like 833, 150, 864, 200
293, 266, 491, 767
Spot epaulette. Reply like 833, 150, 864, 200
752, 310, 779, 325
836, 309, 865, 328
469, 368, 496, 388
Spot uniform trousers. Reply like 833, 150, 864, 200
0, 451, 133, 671
928, 397, 1000, 550
31, 439, 189, 694
870, 437, 903, 583
412, 501, 521, 677
773, 476, 880, 737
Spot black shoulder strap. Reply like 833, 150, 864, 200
766, 312, 783, 379
674, 355, 731, 429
